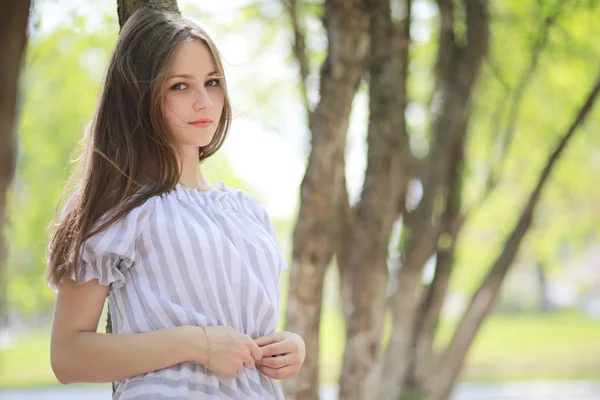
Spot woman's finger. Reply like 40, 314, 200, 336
260, 340, 294, 357
255, 356, 281, 368
248, 340, 263, 362
257, 364, 293, 380
256, 354, 293, 368
254, 332, 282, 347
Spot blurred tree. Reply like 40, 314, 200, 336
116, 0, 179, 30
535, 262, 554, 313
277, 1, 600, 400
0, 0, 31, 329
8, 19, 120, 320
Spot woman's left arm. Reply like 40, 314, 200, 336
254, 331, 305, 380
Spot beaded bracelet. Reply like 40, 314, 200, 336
201, 326, 211, 374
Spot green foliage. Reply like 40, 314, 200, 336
6, 24, 118, 317
448, 0, 600, 292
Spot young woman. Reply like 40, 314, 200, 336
46, 7, 304, 399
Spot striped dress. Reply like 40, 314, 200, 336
60, 181, 288, 399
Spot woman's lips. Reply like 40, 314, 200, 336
188, 118, 212, 128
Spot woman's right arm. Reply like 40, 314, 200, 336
50, 278, 261, 384
51, 278, 203, 384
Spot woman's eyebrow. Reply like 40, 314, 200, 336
168, 70, 218, 79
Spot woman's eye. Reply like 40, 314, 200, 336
171, 82, 188, 91
206, 79, 220, 87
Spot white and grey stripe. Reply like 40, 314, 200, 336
59, 180, 288, 399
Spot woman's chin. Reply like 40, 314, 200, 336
184, 137, 215, 148
175, 141, 214, 154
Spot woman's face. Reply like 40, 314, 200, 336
163, 39, 225, 153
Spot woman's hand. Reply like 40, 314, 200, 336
254, 331, 305, 380
187, 326, 262, 379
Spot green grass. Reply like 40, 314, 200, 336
438, 311, 600, 381
0, 328, 58, 388
2, 309, 599, 388
317, 308, 600, 383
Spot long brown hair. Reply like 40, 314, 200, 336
46, 7, 232, 289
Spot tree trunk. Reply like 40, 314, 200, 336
536, 262, 554, 313
404, 116, 467, 399
0, 0, 31, 329
117, 0, 180, 29
381, 1, 489, 398
283, 2, 369, 398
337, 0, 413, 398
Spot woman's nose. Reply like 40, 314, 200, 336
193, 87, 212, 111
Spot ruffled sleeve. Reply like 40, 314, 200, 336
53, 194, 155, 292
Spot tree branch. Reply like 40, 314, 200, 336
335, 149, 354, 286
464, 0, 489, 70
458, 0, 565, 233
412, 115, 467, 385
431, 73, 600, 400
283, 0, 312, 118
401, 0, 488, 281
486, 56, 510, 90
434, 0, 456, 88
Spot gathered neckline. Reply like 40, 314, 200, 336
167, 180, 250, 212
174, 180, 227, 194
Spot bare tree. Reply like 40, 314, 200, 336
0, 0, 31, 329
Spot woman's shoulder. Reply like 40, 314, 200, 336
54, 190, 159, 291
226, 185, 277, 233
224, 184, 269, 216
101, 191, 160, 237
61, 187, 159, 240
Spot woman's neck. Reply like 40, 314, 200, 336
178, 147, 212, 190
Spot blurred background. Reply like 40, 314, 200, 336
1, 0, 599, 399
